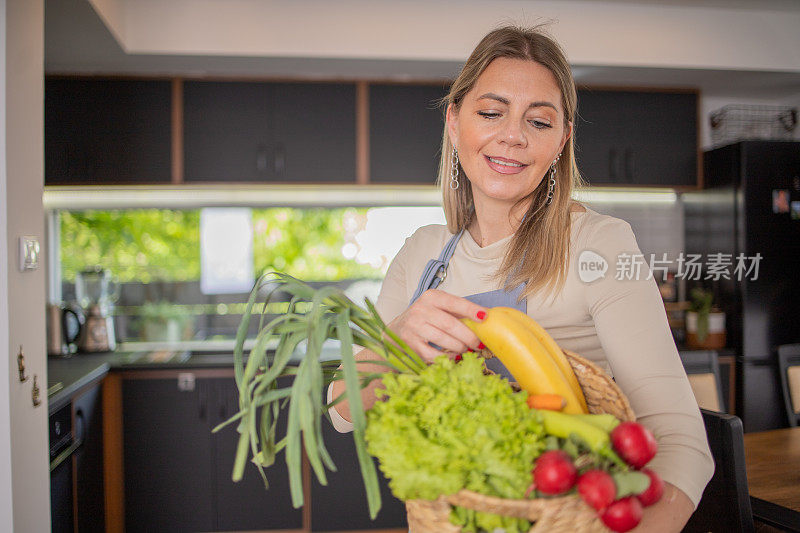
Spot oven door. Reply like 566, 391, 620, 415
50, 404, 83, 533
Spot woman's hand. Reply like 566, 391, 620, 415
387, 289, 487, 363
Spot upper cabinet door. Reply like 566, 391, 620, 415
574, 89, 698, 187
184, 81, 274, 182
574, 90, 625, 184
623, 91, 697, 186
271, 82, 357, 182
369, 84, 449, 184
184, 81, 356, 183
45, 79, 172, 184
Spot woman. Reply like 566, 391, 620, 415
330, 25, 713, 532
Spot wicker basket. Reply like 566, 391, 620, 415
709, 104, 797, 147
405, 350, 635, 533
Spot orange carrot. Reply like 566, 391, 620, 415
527, 393, 566, 411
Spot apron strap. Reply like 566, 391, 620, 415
409, 229, 464, 305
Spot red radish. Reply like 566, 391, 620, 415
600, 497, 643, 532
610, 422, 658, 469
577, 469, 616, 511
637, 468, 664, 507
532, 450, 577, 495
533, 449, 570, 467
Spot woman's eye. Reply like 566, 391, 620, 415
477, 111, 500, 119
530, 120, 552, 129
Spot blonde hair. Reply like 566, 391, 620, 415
438, 25, 585, 299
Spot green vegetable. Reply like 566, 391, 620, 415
534, 409, 626, 466
365, 352, 546, 533
574, 413, 621, 433
612, 471, 652, 498
214, 273, 427, 520
536, 409, 610, 450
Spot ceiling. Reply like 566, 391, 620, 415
45, 0, 800, 99
574, 0, 800, 9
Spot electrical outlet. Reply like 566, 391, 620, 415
177, 372, 195, 392
19, 236, 40, 272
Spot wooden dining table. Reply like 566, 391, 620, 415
743, 426, 800, 531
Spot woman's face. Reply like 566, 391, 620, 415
447, 57, 572, 209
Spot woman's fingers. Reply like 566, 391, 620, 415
387, 290, 489, 363
415, 323, 470, 355
419, 289, 488, 321
427, 309, 483, 350
412, 339, 449, 364
418, 290, 485, 348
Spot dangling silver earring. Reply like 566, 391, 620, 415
545, 153, 561, 205
450, 148, 460, 190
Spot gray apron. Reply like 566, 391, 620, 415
409, 229, 526, 380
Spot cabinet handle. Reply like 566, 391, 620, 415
624, 149, 635, 182
218, 383, 228, 422
274, 144, 286, 177
49, 411, 84, 472
609, 148, 619, 180
49, 436, 83, 472
198, 381, 207, 421
256, 144, 268, 175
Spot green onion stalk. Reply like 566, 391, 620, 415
213, 272, 426, 519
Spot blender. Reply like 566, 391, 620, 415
75, 267, 118, 352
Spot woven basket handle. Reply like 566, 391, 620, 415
445, 490, 607, 532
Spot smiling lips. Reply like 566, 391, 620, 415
484, 155, 528, 175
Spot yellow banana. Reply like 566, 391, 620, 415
492, 307, 589, 413
461, 309, 584, 414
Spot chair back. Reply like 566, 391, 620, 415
680, 350, 726, 412
777, 343, 800, 427
683, 409, 754, 532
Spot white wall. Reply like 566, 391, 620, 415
2, 0, 49, 531
88, 0, 800, 73
0, 0, 13, 527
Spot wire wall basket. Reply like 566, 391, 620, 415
710, 105, 797, 147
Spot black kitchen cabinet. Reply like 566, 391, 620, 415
123, 377, 215, 532
271, 83, 357, 182
574, 90, 697, 186
45, 79, 172, 184
369, 83, 449, 184
122, 374, 302, 532
184, 81, 356, 182
44, 78, 699, 188
184, 82, 272, 183
213, 377, 302, 531
311, 416, 407, 530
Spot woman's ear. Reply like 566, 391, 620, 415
559, 120, 573, 154
446, 103, 459, 149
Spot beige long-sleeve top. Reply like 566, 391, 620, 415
329, 207, 714, 507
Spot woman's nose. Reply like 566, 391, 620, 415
498, 119, 527, 147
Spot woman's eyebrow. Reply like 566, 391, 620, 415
477, 92, 558, 111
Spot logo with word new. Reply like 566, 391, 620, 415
578, 250, 608, 283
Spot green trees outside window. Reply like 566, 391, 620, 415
60, 208, 384, 284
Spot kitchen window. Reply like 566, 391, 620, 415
50, 205, 445, 347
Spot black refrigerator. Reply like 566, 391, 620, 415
684, 140, 800, 432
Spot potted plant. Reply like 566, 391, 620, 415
685, 288, 726, 350
138, 301, 194, 343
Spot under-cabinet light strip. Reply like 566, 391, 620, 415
43, 184, 678, 210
